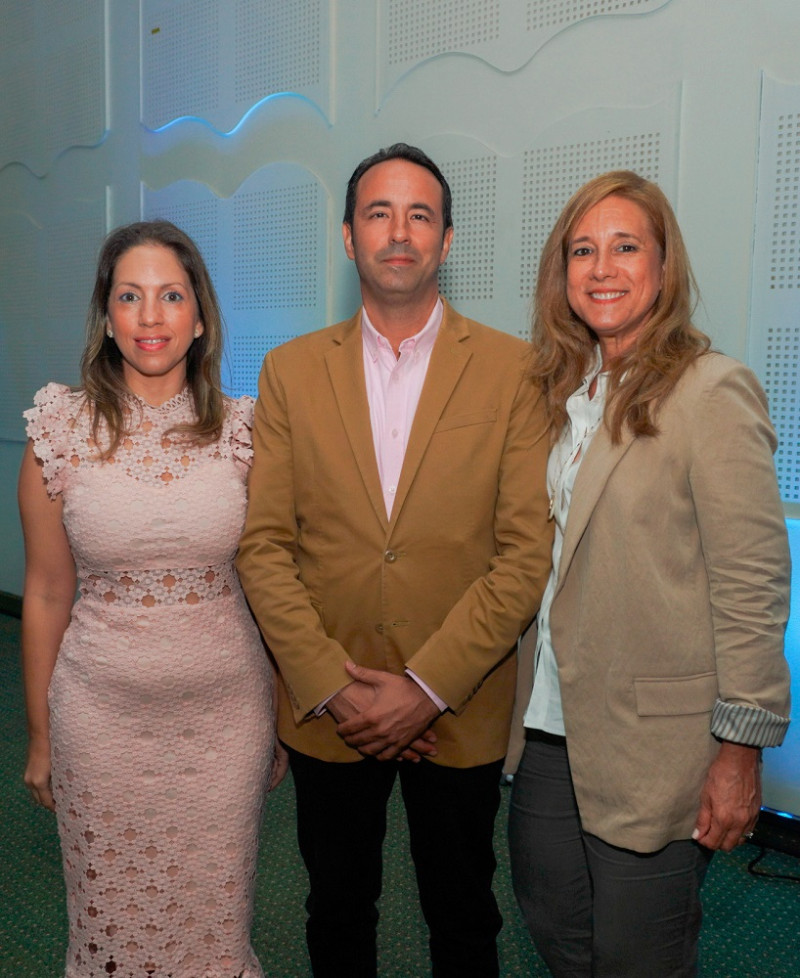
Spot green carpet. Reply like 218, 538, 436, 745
1, 612, 798, 976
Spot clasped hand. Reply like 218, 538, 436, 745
327, 661, 440, 762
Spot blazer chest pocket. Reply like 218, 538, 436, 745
634, 672, 718, 717
434, 408, 497, 433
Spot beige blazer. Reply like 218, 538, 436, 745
512, 352, 791, 852
237, 300, 553, 766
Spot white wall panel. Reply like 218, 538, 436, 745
142, 0, 332, 132
1, 0, 799, 816
0, 201, 106, 441
0, 0, 106, 172
379, 0, 671, 100
750, 75, 800, 510
143, 164, 328, 397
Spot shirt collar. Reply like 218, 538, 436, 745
361, 298, 443, 362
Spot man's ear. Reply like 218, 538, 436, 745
342, 222, 355, 261
439, 226, 454, 265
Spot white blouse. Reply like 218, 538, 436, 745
523, 352, 607, 735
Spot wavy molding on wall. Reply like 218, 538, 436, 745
424, 91, 678, 338
0, 0, 106, 173
141, 0, 332, 134
377, 0, 672, 105
142, 164, 329, 397
749, 73, 800, 509
0, 198, 107, 441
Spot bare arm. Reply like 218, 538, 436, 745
18, 441, 76, 810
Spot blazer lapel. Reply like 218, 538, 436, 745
389, 302, 471, 528
325, 313, 389, 531
556, 425, 635, 591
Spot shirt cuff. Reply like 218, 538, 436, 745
711, 699, 790, 748
406, 669, 447, 713
313, 689, 341, 717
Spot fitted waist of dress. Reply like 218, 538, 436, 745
78, 561, 239, 608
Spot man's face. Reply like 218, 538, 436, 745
342, 158, 453, 309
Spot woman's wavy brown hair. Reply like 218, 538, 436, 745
79, 220, 225, 456
530, 170, 710, 443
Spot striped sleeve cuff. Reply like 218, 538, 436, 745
711, 700, 790, 748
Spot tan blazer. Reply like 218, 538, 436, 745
237, 300, 553, 766
512, 352, 791, 851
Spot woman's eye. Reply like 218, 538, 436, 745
118, 292, 137, 302
164, 291, 183, 302
571, 247, 591, 257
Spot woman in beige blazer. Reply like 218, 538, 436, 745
508, 171, 791, 978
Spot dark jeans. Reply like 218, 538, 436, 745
508, 732, 713, 978
288, 747, 504, 978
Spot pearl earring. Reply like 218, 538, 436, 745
106, 327, 113, 338
194, 327, 201, 338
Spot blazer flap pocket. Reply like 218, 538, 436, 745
635, 672, 718, 717
435, 408, 497, 433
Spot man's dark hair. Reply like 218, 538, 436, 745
343, 142, 453, 232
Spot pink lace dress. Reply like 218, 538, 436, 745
25, 384, 274, 978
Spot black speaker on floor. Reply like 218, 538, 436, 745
751, 807, 800, 858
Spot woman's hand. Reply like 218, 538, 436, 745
692, 741, 761, 851
24, 734, 55, 811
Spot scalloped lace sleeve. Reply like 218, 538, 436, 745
229, 395, 255, 469
23, 383, 82, 498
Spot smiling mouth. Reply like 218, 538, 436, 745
589, 291, 626, 300
136, 337, 169, 346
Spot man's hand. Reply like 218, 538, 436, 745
326, 678, 377, 724
334, 661, 440, 761
692, 741, 761, 852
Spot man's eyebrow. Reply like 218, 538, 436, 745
362, 199, 436, 214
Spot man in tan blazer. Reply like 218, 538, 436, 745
237, 144, 552, 977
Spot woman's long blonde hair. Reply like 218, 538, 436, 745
80, 220, 225, 456
530, 170, 710, 443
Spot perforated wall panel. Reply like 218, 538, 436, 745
235, 0, 322, 99
519, 132, 663, 301
0, 206, 106, 441
142, 0, 330, 132
439, 155, 497, 303
749, 75, 800, 505
387, 0, 500, 65
379, 0, 671, 99
526, 0, 661, 32
143, 165, 328, 397
0, 0, 106, 170
233, 184, 321, 310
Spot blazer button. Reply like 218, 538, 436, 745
375, 623, 384, 634
384, 550, 398, 563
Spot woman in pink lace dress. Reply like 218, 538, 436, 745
19, 220, 286, 978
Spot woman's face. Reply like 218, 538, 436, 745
106, 243, 202, 404
566, 194, 664, 362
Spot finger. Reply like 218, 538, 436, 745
399, 748, 422, 762
336, 714, 374, 737
344, 661, 382, 685
692, 801, 712, 845
408, 736, 437, 757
